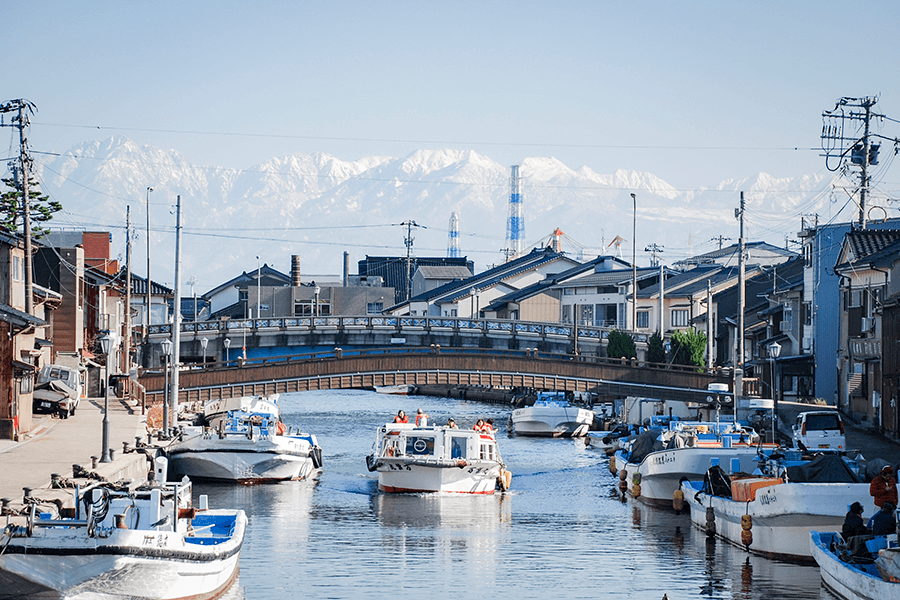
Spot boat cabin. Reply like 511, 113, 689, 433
377, 423, 498, 462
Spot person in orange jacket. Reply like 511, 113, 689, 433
415, 408, 429, 426
474, 418, 485, 432
870, 464, 898, 508
393, 410, 408, 424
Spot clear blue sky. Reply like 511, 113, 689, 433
4, 1, 900, 191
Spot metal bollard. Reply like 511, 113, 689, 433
91, 456, 99, 469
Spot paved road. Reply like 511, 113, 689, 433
0, 396, 147, 502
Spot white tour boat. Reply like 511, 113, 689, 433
682, 454, 874, 563
0, 460, 246, 600
810, 531, 900, 600
366, 422, 512, 494
510, 391, 594, 437
168, 394, 323, 483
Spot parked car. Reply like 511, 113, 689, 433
33, 365, 85, 419
792, 410, 846, 452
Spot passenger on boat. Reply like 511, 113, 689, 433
867, 501, 897, 536
842, 502, 869, 538
447, 418, 458, 428
394, 410, 408, 424
474, 419, 485, 432
415, 408, 429, 426
482, 418, 495, 434
869, 464, 898, 508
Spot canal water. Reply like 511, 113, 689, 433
199, 390, 836, 600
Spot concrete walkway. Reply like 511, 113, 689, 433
0, 396, 148, 502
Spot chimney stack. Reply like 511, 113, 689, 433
291, 255, 302, 287
343, 252, 350, 287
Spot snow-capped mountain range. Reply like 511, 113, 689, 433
31, 136, 840, 293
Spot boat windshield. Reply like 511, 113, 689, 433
405, 436, 435, 456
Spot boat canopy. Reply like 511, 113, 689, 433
786, 454, 863, 483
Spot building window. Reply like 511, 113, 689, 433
563, 288, 575, 295
671, 309, 689, 328
803, 302, 812, 326
367, 302, 384, 314
11, 255, 23, 282
636, 310, 650, 329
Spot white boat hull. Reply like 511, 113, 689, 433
169, 434, 319, 483
374, 385, 413, 395
377, 458, 502, 494
511, 405, 594, 437
810, 531, 900, 600
0, 506, 246, 600
684, 480, 878, 562
614, 446, 765, 507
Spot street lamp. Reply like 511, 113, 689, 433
99, 332, 113, 463
200, 336, 209, 366
314, 285, 321, 318
767, 341, 782, 444
161, 338, 173, 434
630, 193, 637, 332
223, 337, 231, 364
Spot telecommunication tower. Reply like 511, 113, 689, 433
503, 165, 524, 261
447, 212, 460, 258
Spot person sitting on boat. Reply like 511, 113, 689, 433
867, 501, 897, 536
842, 501, 868, 539
415, 408, 429, 426
394, 410, 408, 424
446, 418, 458, 428
869, 464, 898, 508
474, 419, 485, 432
482, 418, 495, 434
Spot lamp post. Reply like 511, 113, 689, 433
256, 256, 261, 318
470, 287, 476, 318
223, 337, 231, 364
200, 337, 209, 366
314, 285, 321, 318
99, 332, 113, 463
767, 341, 782, 444
630, 193, 637, 332
475, 290, 480, 317
161, 338, 173, 434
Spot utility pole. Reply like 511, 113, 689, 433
706, 279, 713, 371
820, 97, 899, 229
709, 235, 731, 250
145, 186, 153, 339
644, 243, 664, 267
125, 206, 132, 375
170, 195, 183, 433
630, 194, 637, 332
400, 220, 424, 303
735, 192, 745, 371
1, 100, 37, 315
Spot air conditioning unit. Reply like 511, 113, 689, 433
802, 337, 813, 352
861, 317, 874, 332
779, 320, 791, 332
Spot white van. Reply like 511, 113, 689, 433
33, 365, 85, 418
792, 411, 846, 452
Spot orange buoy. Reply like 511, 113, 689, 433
673, 489, 684, 512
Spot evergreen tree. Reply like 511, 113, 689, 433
647, 330, 666, 363
0, 173, 62, 239
606, 329, 637, 359
670, 328, 708, 367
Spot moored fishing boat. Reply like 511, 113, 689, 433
0, 461, 246, 599
682, 454, 874, 563
366, 422, 512, 494
510, 391, 594, 437
612, 418, 766, 507
374, 384, 415, 395
167, 394, 323, 483
810, 531, 900, 600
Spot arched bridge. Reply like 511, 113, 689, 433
139, 346, 735, 406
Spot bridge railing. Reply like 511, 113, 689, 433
142, 345, 727, 379
147, 315, 650, 343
